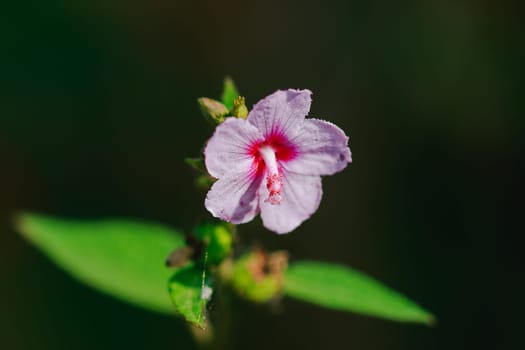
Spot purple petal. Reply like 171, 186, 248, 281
247, 89, 312, 138
204, 117, 264, 179
205, 169, 263, 224
259, 170, 322, 234
285, 119, 352, 176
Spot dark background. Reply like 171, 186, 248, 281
1, 1, 523, 349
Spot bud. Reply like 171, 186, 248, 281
229, 249, 289, 302
230, 96, 248, 119
198, 97, 229, 124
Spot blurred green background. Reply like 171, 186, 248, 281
1, 0, 523, 349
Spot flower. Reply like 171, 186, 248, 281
204, 89, 352, 234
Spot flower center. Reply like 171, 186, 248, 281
258, 145, 284, 205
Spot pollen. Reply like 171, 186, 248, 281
265, 173, 283, 204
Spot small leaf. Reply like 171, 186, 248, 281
221, 77, 239, 110
284, 261, 435, 325
16, 213, 185, 315
195, 174, 216, 191
168, 264, 211, 328
185, 157, 206, 173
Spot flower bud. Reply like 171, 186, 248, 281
229, 96, 248, 119
195, 223, 233, 265
229, 249, 289, 302
198, 97, 229, 124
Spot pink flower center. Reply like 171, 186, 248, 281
249, 133, 297, 205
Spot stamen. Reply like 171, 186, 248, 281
259, 146, 284, 205
265, 173, 283, 204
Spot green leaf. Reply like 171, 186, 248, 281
284, 261, 435, 325
168, 264, 211, 328
185, 157, 206, 173
221, 76, 239, 110
16, 213, 185, 315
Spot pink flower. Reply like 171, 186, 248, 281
204, 89, 352, 234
